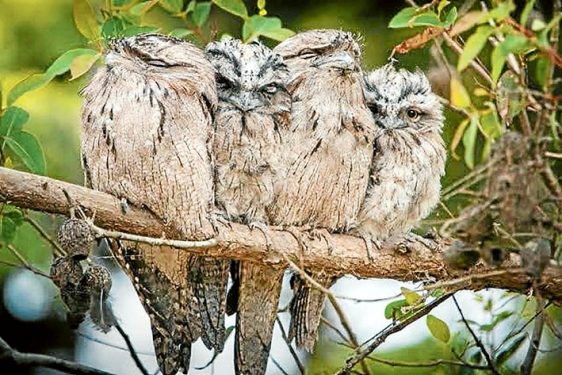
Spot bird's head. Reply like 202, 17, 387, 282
206, 38, 290, 114
364, 64, 443, 133
274, 29, 362, 75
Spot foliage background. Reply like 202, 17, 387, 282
0, 0, 560, 374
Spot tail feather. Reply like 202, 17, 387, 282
110, 239, 197, 374
190, 257, 230, 353
289, 273, 337, 352
234, 261, 284, 375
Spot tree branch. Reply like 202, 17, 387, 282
1, 167, 562, 301
0, 335, 114, 375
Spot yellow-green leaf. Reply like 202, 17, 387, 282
389, 7, 417, 28
426, 314, 450, 343
400, 287, 422, 305
450, 117, 470, 159
73, 0, 100, 40
462, 115, 479, 169
4, 131, 46, 175
70, 53, 100, 81
457, 25, 493, 71
450, 78, 471, 108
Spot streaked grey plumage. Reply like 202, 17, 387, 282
271, 29, 375, 351
206, 38, 291, 375
355, 64, 446, 243
80, 33, 218, 374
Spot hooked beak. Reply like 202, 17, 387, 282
312, 51, 357, 73
375, 117, 408, 130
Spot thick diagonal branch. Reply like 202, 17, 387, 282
1, 167, 562, 301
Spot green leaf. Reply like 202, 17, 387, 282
410, 12, 443, 27
169, 28, 195, 38
480, 103, 503, 140
443, 6, 457, 27
7, 75, 51, 107
1, 216, 17, 244
535, 56, 551, 89
242, 15, 294, 42
4, 131, 46, 175
112, 0, 131, 5
0, 107, 29, 138
102, 16, 128, 38
496, 71, 523, 123
159, 0, 184, 13
520, 0, 536, 26
257, 0, 266, 10
437, 0, 450, 16
426, 314, 450, 343
384, 299, 409, 320
462, 115, 479, 169
457, 25, 493, 71
480, 310, 512, 332
484, 0, 516, 23
3, 209, 23, 226
46, 48, 100, 77
192, 2, 212, 27
73, 0, 100, 40
70, 53, 100, 81
450, 118, 469, 159
401, 287, 422, 305
495, 335, 526, 366
212, 0, 248, 19
389, 7, 417, 28
491, 35, 532, 83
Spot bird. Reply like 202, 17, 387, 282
205, 38, 292, 375
270, 29, 375, 351
80, 33, 221, 374
355, 64, 446, 250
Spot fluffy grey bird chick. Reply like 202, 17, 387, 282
355, 64, 446, 246
80, 33, 217, 375
206, 38, 291, 375
271, 29, 375, 351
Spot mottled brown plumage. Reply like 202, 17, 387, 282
355, 64, 446, 242
80, 33, 218, 374
206, 38, 291, 375
271, 29, 375, 351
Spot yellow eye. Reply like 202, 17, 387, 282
406, 108, 420, 120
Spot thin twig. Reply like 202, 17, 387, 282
0, 259, 50, 279
452, 296, 500, 375
22, 210, 66, 257
270, 357, 290, 375
0, 335, 114, 375
114, 322, 149, 375
365, 355, 491, 370
275, 317, 305, 375
521, 297, 546, 375
90, 223, 217, 249
335, 293, 453, 375
3, 244, 50, 278
284, 256, 372, 375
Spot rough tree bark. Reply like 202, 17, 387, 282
1, 166, 561, 302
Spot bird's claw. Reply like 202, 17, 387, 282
209, 212, 232, 234
308, 228, 336, 255
249, 221, 273, 251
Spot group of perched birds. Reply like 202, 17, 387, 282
78, 29, 446, 375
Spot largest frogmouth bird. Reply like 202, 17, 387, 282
80, 33, 224, 374
270, 29, 375, 351
206, 38, 291, 375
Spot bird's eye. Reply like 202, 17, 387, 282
368, 103, 379, 116
146, 59, 170, 67
216, 75, 233, 89
262, 83, 278, 94
298, 48, 316, 58
406, 108, 421, 120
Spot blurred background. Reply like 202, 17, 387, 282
0, 0, 561, 374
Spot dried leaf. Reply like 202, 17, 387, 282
392, 27, 444, 54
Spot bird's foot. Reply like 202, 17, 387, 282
249, 221, 273, 251
284, 226, 309, 260
404, 232, 436, 250
359, 233, 382, 262
209, 211, 232, 235
307, 228, 336, 255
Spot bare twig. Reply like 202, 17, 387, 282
365, 355, 491, 370
22, 210, 66, 257
284, 256, 372, 375
3, 244, 50, 278
452, 296, 500, 375
0, 335, 114, 375
275, 317, 305, 375
521, 298, 546, 375
335, 293, 453, 375
114, 322, 149, 375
